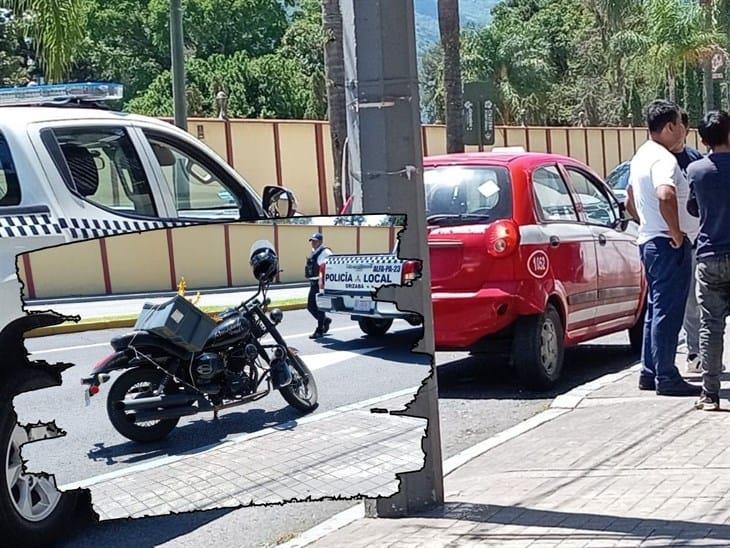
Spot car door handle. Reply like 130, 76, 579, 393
549, 236, 560, 247
598, 234, 607, 246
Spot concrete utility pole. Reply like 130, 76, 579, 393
340, 0, 444, 516
170, 0, 187, 130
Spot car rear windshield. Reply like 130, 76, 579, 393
424, 165, 512, 221
0, 132, 20, 206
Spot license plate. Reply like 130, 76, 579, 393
353, 297, 373, 312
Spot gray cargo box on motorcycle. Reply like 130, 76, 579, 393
134, 295, 217, 352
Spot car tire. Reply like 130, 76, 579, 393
628, 303, 646, 355
358, 318, 393, 337
0, 403, 79, 547
512, 305, 564, 390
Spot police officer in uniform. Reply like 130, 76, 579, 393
306, 233, 333, 339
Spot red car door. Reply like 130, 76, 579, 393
563, 165, 643, 330
530, 165, 599, 334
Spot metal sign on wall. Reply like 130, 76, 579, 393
463, 81, 495, 148
712, 50, 726, 80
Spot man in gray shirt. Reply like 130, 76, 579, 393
687, 110, 730, 410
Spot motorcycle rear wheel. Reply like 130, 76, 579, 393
107, 368, 180, 443
280, 350, 318, 412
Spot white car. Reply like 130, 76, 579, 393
0, 82, 297, 544
0, 82, 297, 329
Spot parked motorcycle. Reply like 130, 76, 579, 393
82, 241, 318, 443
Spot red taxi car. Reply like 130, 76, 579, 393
425, 151, 646, 388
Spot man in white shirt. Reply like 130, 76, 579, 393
626, 99, 702, 397
305, 232, 333, 339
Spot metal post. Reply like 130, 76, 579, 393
170, 0, 187, 130
340, 0, 444, 516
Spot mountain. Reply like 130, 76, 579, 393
414, 0, 496, 57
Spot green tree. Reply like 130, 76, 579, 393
0, 10, 28, 85
146, 0, 289, 59
644, 0, 722, 103
71, 0, 164, 104
6, 0, 87, 82
127, 51, 316, 119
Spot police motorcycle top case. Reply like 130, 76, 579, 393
0, 82, 297, 329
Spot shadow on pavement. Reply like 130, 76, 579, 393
86, 404, 305, 466
419, 502, 730, 544
437, 343, 640, 401
59, 508, 233, 547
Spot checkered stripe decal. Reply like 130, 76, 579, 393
326, 254, 401, 265
0, 215, 195, 239
0, 214, 60, 237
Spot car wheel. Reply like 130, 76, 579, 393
512, 305, 565, 390
628, 303, 646, 355
0, 404, 79, 546
358, 318, 393, 336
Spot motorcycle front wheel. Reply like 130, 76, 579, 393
280, 350, 318, 412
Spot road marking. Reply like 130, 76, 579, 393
302, 348, 384, 371
31, 342, 110, 355
30, 325, 363, 355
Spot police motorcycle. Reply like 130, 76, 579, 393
82, 241, 318, 443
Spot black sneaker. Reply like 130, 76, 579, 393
639, 376, 655, 391
694, 391, 720, 411
309, 329, 323, 340
323, 318, 332, 334
656, 379, 702, 397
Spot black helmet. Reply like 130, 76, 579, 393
249, 240, 279, 284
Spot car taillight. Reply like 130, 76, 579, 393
319, 262, 326, 290
485, 220, 519, 258
402, 260, 422, 284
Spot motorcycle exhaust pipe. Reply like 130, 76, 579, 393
115, 393, 198, 411
128, 404, 199, 423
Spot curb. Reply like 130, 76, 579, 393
277, 357, 644, 548
24, 302, 308, 338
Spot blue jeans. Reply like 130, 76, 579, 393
640, 237, 691, 387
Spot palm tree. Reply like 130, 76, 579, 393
438, 0, 464, 152
644, 0, 722, 103
7, 0, 86, 82
322, 0, 348, 212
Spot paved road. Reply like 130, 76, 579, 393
13, 311, 640, 547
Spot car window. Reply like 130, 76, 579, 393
606, 162, 630, 190
144, 134, 241, 218
567, 168, 618, 227
424, 166, 512, 220
51, 127, 157, 217
0, 132, 20, 206
532, 166, 578, 222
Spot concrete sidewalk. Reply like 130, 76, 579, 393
25, 283, 309, 321
60, 392, 424, 522
308, 344, 730, 547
